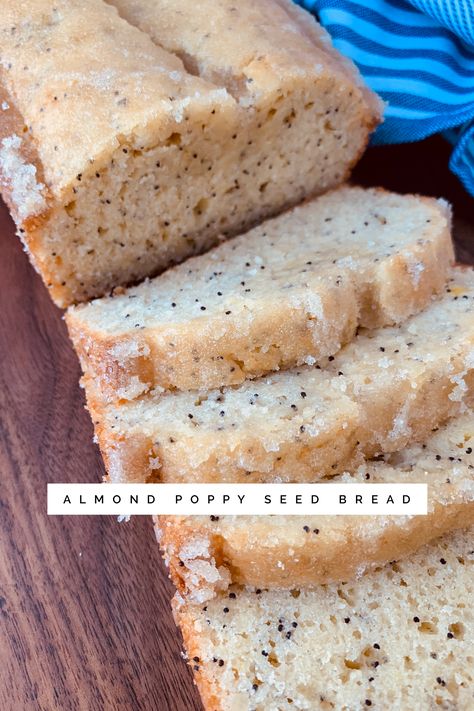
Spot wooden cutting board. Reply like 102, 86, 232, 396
0, 137, 473, 711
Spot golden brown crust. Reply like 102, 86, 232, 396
86, 392, 157, 484
172, 598, 224, 711
66, 322, 155, 403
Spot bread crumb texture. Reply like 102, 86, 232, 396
0, 0, 381, 306
67, 185, 453, 398
174, 527, 474, 711
157, 410, 474, 597
87, 268, 474, 485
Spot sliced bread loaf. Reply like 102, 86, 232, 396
66, 186, 452, 398
0, 0, 380, 307
86, 269, 474, 484
174, 527, 474, 711
157, 411, 474, 600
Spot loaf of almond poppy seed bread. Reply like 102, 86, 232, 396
66, 186, 453, 400
157, 410, 474, 599
82, 268, 474, 485
0, 0, 381, 307
174, 526, 474, 711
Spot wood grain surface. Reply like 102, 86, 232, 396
0, 137, 473, 711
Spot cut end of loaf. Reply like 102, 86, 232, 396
38, 74, 375, 307
0, 0, 381, 307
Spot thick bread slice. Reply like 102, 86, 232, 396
157, 412, 474, 599
87, 269, 474, 484
0, 0, 380, 307
174, 527, 474, 711
66, 187, 453, 398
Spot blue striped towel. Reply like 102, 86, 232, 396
296, 0, 474, 198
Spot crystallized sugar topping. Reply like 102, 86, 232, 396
176, 536, 230, 603
179, 537, 212, 561
115, 376, 149, 401
0, 135, 46, 220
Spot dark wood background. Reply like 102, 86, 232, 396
0, 137, 473, 711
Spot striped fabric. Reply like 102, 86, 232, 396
296, 0, 474, 197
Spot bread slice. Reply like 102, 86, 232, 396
66, 186, 453, 398
0, 0, 380, 307
174, 527, 474, 711
86, 269, 474, 485
157, 411, 474, 600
